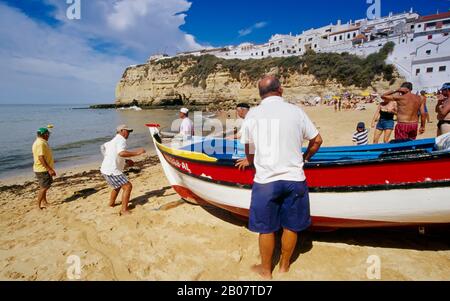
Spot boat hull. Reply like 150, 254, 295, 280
147, 126, 450, 229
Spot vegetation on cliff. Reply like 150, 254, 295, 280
156, 42, 395, 89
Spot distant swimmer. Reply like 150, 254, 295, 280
32, 127, 55, 210
381, 82, 425, 141
437, 83, 450, 136
100, 125, 146, 216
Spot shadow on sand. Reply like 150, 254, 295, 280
192, 203, 450, 254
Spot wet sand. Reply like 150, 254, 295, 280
0, 104, 449, 281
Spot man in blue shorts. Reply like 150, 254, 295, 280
236, 76, 323, 279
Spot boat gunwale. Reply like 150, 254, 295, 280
155, 140, 450, 168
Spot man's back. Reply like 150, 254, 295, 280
242, 96, 318, 184
396, 93, 422, 123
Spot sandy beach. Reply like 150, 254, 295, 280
1, 104, 449, 281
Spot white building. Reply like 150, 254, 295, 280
163, 10, 450, 91
411, 38, 450, 92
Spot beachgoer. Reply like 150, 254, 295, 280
437, 83, 450, 136
352, 122, 369, 146
371, 101, 397, 144
381, 82, 426, 141
233, 103, 250, 139
236, 76, 323, 279
179, 108, 194, 138
100, 125, 146, 215
420, 91, 431, 124
32, 127, 56, 210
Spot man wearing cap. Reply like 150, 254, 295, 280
179, 108, 194, 138
100, 125, 146, 215
437, 83, 450, 136
32, 127, 56, 210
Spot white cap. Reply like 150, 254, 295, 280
180, 108, 189, 114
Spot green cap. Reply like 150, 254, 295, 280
37, 127, 49, 135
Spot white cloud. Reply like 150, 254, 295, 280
0, 0, 204, 104
238, 21, 268, 37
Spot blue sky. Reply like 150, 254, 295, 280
0, 0, 449, 104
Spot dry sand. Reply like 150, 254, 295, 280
0, 103, 449, 281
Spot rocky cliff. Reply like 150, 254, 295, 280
115, 45, 402, 110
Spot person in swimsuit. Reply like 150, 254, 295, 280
437, 83, 450, 136
381, 82, 426, 141
420, 91, 431, 124
371, 101, 397, 144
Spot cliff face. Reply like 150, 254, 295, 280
115, 57, 401, 110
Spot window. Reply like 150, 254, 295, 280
293, 51, 296, 54
439, 66, 447, 72
411, 25, 415, 30
402, 39, 405, 43
410, 38, 414, 42
426, 67, 433, 73
426, 50, 432, 55
282, 51, 285, 54
314, 44, 317, 48
298, 38, 302, 43
347, 34, 351, 39
276, 47, 280, 51
279, 41, 283, 44
428, 35, 433, 40
416, 68, 420, 75
299, 48, 302, 52
444, 33, 449, 37
339, 35, 343, 40
334, 36, 337, 41
287, 50, 291, 54
418, 24, 422, 28
261, 51, 264, 56
353, 32, 356, 38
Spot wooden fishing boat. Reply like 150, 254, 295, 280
146, 124, 450, 229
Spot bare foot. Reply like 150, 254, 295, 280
279, 265, 290, 274
251, 264, 272, 280
119, 210, 132, 216
109, 202, 116, 208
39, 205, 47, 210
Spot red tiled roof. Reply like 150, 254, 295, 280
418, 11, 450, 23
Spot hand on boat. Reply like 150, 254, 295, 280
235, 158, 250, 171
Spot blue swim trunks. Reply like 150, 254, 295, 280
249, 181, 311, 234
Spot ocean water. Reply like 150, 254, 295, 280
0, 104, 180, 179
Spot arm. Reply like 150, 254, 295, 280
235, 143, 255, 171
419, 102, 426, 134
119, 148, 146, 158
371, 105, 381, 128
38, 156, 56, 176
438, 100, 450, 117
381, 89, 405, 103
303, 134, 323, 163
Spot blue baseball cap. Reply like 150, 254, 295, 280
441, 83, 450, 91
357, 122, 366, 129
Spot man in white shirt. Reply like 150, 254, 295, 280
179, 108, 194, 137
236, 76, 323, 280
101, 125, 146, 215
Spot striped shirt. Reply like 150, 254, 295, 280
352, 129, 369, 146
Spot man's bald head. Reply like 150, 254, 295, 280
258, 76, 282, 99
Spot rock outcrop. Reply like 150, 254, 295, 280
115, 56, 401, 110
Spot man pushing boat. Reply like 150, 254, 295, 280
236, 75, 323, 279
381, 82, 426, 141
